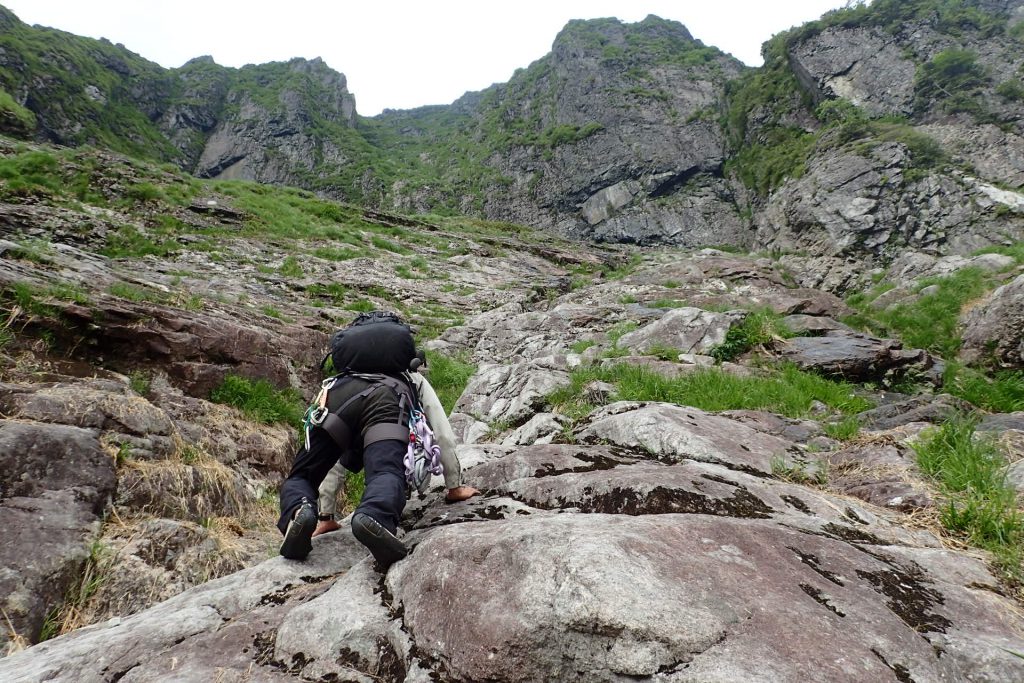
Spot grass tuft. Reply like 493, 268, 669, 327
913, 415, 1023, 584
424, 351, 476, 413
711, 309, 793, 362
209, 375, 304, 428
547, 363, 871, 422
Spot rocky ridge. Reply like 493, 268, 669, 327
2, 1, 1024, 255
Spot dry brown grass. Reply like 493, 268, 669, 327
44, 538, 118, 638
2, 607, 29, 656
120, 438, 248, 520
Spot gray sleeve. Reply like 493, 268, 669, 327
317, 461, 347, 516
413, 373, 462, 489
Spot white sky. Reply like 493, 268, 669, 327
3, 1, 849, 115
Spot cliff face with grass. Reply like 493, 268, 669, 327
2, 1, 1024, 255
3, 4, 1024, 675
732, 0, 1024, 262
1, 139, 1024, 680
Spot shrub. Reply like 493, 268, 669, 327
914, 49, 989, 115
726, 127, 819, 197
996, 79, 1024, 101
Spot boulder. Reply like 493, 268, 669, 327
858, 394, 976, 431
777, 330, 940, 383
577, 402, 803, 476
960, 274, 1024, 369
0, 420, 116, 652
454, 358, 571, 428
390, 514, 1024, 682
825, 443, 933, 511
616, 307, 743, 356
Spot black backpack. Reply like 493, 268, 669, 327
323, 311, 417, 376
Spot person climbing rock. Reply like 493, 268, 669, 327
277, 311, 478, 568
312, 362, 479, 537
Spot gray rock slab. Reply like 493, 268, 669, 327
388, 514, 1024, 682
0, 529, 368, 682
578, 402, 802, 475
454, 359, 570, 427
960, 274, 1024, 369
858, 394, 975, 431
0, 420, 116, 651
617, 307, 742, 355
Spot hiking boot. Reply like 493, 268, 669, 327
280, 500, 317, 560
351, 513, 408, 568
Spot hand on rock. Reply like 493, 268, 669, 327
312, 518, 342, 537
445, 485, 480, 502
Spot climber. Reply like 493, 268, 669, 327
277, 311, 478, 568
311, 360, 479, 537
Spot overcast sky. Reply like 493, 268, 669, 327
3, 0, 850, 116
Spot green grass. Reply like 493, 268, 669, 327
913, 415, 1023, 583
844, 267, 991, 358
0, 86, 36, 133
370, 235, 413, 254
823, 415, 862, 441
711, 309, 793, 362
344, 470, 365, 511
261, 304, 285, 319
278, 256, 304, 277
101, 225, 179, 258
424, 351, 477, 413
650, 299, 685, 309
108, 282, 169, 304
546, 363, 872, 422
0, 149, 62, 198
129, 370, 151, 396
945, 364, 1024, 413
313, 246, 362, 261
571, 340, 597, 354
209, 374, 304, 428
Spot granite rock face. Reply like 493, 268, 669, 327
960, 274, 1024, 369
5, 435, 1024, 682
0, 420, 115, 655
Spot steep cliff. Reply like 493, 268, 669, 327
735, 0, 1024, 261
2, 1, 1024, 257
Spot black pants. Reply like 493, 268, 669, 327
278, 430, 408, 535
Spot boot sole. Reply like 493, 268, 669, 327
351, 513, 408, 567
280, 506, 317, 560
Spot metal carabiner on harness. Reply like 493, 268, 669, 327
304, 376, 339, 449
308, 406, 329, 426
